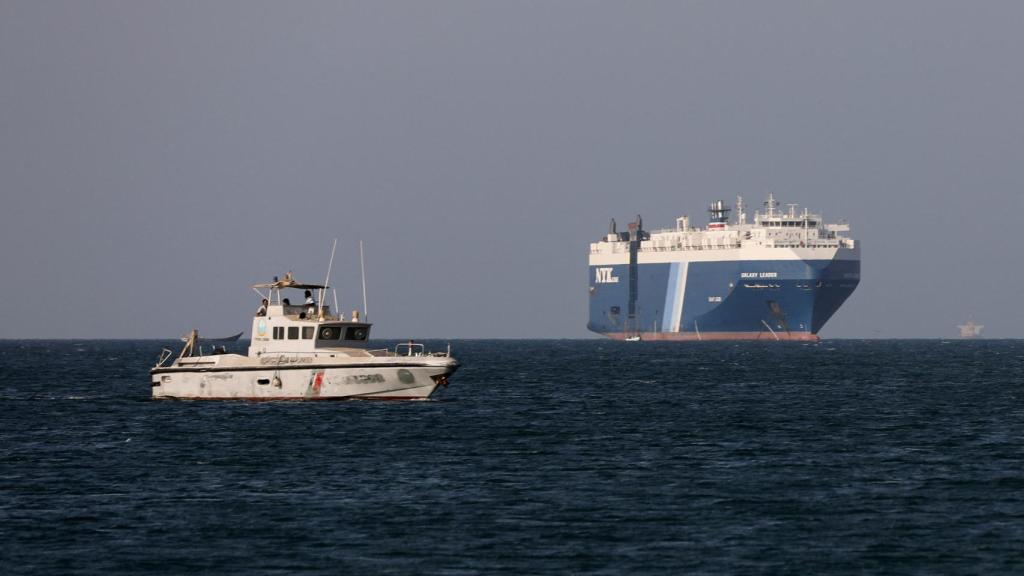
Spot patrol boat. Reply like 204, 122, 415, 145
151, 274, 458, 400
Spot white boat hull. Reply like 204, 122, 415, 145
151, 355, 457, 400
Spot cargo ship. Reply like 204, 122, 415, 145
588, 195, 860, 341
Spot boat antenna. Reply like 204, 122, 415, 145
360, 240, 369, 321
319, 238, 338, 318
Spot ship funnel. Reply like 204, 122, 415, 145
708, 200, 731, 223
609, 218, 617, 235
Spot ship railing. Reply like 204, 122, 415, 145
591, 240, 853, 254
591, 242, 744, 254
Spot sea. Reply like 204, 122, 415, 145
2, 339, 1023, 575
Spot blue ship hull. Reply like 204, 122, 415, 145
588, 258, 859, 340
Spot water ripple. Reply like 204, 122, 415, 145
2, 339, 1023, 574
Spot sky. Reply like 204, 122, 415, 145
1, 1, 1022, 339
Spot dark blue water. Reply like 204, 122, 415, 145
2, 340, 1023, 574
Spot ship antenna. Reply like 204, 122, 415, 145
360, 240, 369, 321
319, 238, 338, 318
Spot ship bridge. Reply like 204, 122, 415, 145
249, 273, 372, 357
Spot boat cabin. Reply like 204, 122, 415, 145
248, 274, 372, 356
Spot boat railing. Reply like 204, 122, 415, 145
155, 348, 173, 368
365, 344, 453, 358
391, 342, 452, 358
278, 304, 337, 320
395, 342, 426, 357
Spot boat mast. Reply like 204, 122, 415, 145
319, 238, 338, 319
360, 240, 369, 321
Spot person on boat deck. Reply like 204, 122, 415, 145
304, 290, 316, 318
256, 299, 268, 317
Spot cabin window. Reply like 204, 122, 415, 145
318, 326, 340, 340
273, 327, 284, 340
287, 327, 299, 340
610, 306, 621, 315
302, 327, 314, 340
345, 326, 368, 341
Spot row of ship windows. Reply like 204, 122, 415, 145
271, 326, 368, 341
272, 326, 315, 340
761, 220, 818, 227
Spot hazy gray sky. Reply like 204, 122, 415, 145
2, 1, 1022, 339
